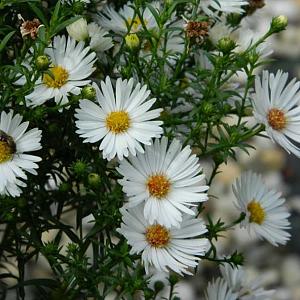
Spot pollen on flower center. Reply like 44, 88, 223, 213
147, 174, 171, 199
43, 65, 69, 88
106, 111, 131, 134
0, 130, 16, 164
247, 200, 265, 224
267, 108, 286, 131
145, 224, 170, 248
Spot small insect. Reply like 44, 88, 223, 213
0, 130, 16, 155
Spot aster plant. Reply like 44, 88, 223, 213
0, 0, 293, 299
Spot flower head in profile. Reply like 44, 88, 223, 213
205, 278, 237, 300
25, 35, 96, 108
0, 111, 42, 197
117, 137, 209, 228
98, 1, 159, 35
75, 77, 163, 160
117, 205, 209, 275
220, 264, 275, 300
252, 70, 300, 157
233, 171, 290, 246
200, 0, 249, 17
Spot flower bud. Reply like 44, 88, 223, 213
217, 37, 236, 53
270, 15, 288, 33
154, 281, 164, 292
35, 55, 50, 70
88, 173, 101, 188
72, 160, 88, 176
66, 18, 89, 41
72, 1, 86, 14
125, 33, 140, 50
82, 85, 96, 100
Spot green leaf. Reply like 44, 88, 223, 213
0, 30, 15, 53
10, 279, 59, 289
28, 3, 49, 27
50, 16, 82, 37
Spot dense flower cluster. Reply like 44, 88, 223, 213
0, 0, 294, 298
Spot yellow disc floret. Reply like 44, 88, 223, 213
267, 108, 286, 131
43, 65, 69, 88
105, 111, 130, 134
247, 200, 265, 225
147, 174, 171, 199
146, 224, 170, 248
0, 130, 16, 164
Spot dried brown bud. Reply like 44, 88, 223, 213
185, 21, 209, 43
20, 18, 41, 40
247, 0, 265, 15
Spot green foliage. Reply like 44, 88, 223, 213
0, 0, 285, 299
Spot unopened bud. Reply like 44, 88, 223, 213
35, 55, 50, 70
88, 173, 101, 188
125, 33, 140, 50
82, 85, 96, 100
271, 15, 288, 33
217, 37, 236, 53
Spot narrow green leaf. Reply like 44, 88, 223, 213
28, 3, 48, 27
0, 31, 15, 53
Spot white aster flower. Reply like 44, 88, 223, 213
0, 111, 42, 197
75, 77, 163, 161
98, 1, 158, 35
117, 137, 209, 228
117, 205, 209, 275
200, 0, 248, 17
205, 278, 237, 300
67, 19, 113, 53
220, 264, 275, 300
233, 171, 291, 246
25, 35, 96, 108
252, 70, 300, 157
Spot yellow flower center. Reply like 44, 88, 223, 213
43, 65, 69, 88
247, 200, 265, 225
0, 130, 16, 164
105, 111, 130, 134
145, 224, 170, 248
147, 174, 171, 199
126, 16, 148, 32
267, 108, 286, 131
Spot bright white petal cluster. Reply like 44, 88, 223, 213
205, 278, 237, 300
26, 35, 96, 107
233, 171, 291, 246
0, 111, 42, 197
98, 1, 158, 35
200, 0, 248, 17
118, 137, 209, 228
67, 18, 113, 53
117, 205, 209, 275
220, 264, 275, 300
253, 70, 300, 157
75, 77, 163, 160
